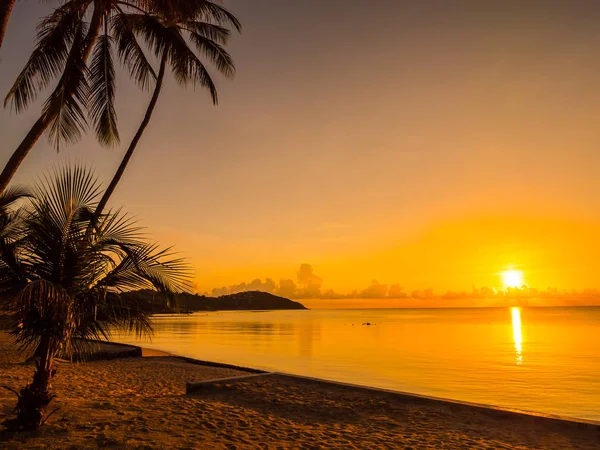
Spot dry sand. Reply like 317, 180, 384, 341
0, 333, 598, 449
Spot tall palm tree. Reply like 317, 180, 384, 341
0, 0, 143, 194
1, 1, 105, 192
0, 0, 234, 195
93, 1, 240, 218
0, 165, 191, 429
0, 0, 16, 49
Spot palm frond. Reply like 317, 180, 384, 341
4, 1, 91, 113
188, 28, 235, 78
167, 27, 218, 103
42, 23, 91, 149
111, 11, 156, 90
33, 164, 102, 220
92, 208, 144, 246
101, 242, 193, 296
185, 20, 230, 44
0, 186, 31, 213
88, 33, 119, 147
0, 226, 29, 303
195, 1, 241, 32
0, 185, 30, 249
125, 13, 170, 57
8, 280, 75, 355
26, 166, 102, 285
151, 0, 241, 32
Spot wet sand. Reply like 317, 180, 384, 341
0, 334, 598, 449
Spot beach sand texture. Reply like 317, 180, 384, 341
0, 334, 598, 449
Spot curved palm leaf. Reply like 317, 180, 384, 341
7, 280, 75, 357
184, 20, 231, 44
167, 28, 219, 102
42, 21, 91, 149
146, 0, 241, 32
111, 10, 157, 90
0, 185, 30, 214
89, 31, 119, 146
188, 27, 235, 78
4, 1, 91, 113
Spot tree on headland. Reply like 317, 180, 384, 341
93, 0, 240, 218
0, 165, 191, 429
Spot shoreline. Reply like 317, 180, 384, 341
1, 334, 598, 448
133, 342, 600, 431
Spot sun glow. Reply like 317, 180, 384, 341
501, 269, 524, 288
511, 307, 523, 365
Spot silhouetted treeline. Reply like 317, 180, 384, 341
123, 290, 308, 314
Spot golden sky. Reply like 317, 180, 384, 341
1, 1, 599, 303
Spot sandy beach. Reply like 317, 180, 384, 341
0, 334, 598, 449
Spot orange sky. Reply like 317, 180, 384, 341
1, 1, 599, 303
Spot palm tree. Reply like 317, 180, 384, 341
0, 165, 192, 430
0, 0, 235, 195
0, 0, 16, 49
93, 1, 240, 217
0, 0, 142, 194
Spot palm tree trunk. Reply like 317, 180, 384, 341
0, 115, 49, 193
15, 337, 55, 429
0, 0, 16, 50
0, 4, 103, 196
93, 53, 168, 219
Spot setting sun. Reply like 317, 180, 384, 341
501, 270, 525, 288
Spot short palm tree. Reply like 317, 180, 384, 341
0, 165, 191, 430
0, 0, 236, 195
94, 0, 240, 217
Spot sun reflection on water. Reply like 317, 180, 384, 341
511, 307, 523, 365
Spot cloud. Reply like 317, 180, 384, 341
296, 263, 322, 297
277, 279, 297, 298
388, 284, 407, 298
359, 281, 388, 299
206, 264, 600, 306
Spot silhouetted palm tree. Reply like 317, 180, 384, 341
0, 165, 191, 429
0, 0, 235, 194
93, 1, 240, 218
0, 0, 141, 194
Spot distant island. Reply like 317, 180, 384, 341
124, 290, 308, 314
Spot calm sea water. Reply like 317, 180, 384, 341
113, 307, 600, 422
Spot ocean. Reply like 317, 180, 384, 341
112, 306, 600, 422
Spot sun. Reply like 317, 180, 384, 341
501, 270, 524, 288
